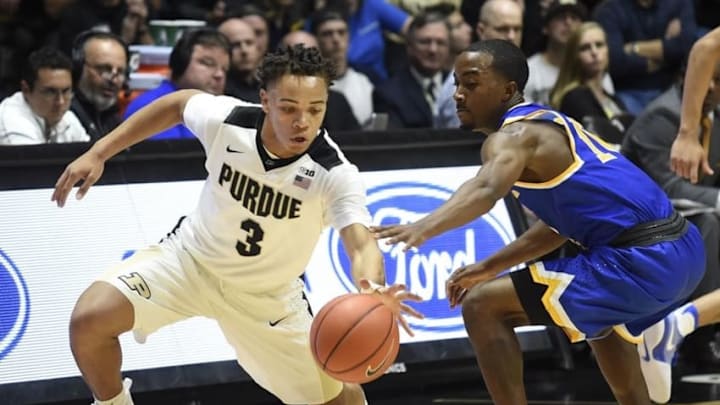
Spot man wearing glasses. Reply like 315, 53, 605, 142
0, 47, 88, 145
71, 31, 129, 141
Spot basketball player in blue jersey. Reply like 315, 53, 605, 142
373, 39, 706, 405
51, 44, 422, 405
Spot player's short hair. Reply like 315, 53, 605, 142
22, 47, 73, 90
467, 39, 528, 93
257, 44, 336, 89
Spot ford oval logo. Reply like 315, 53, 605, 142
327, 182, 514, 331
0, 249, 30, 360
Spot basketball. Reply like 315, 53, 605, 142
310, 293, 400, 384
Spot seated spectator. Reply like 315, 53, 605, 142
0, 47, 88, 145
550, 22, 632, 145
227, 3, 270, 56
374, 12, 450, 129
280, 30, 360, 132
56, 0, 154, 55
70, 31, 129, 140
594, 0, 697, 115
424, 2, 472, 71
622, 60, 720, 369
218, 17, 262, 102
325, 0, 412, 84
261, 0, 311, 52
159, 0, 227, 25
525, 0, 588, 105
434, 0, 522, 129
123, 28, 230, 140
309, 8, 374, 128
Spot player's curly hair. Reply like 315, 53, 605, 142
256, 44, 337, 89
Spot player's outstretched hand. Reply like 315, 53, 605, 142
360, 279, 424, 337
51, 151, 105, 207
370, 222, 430, 251
670, 134, 713, 183
445, 262, 495, 309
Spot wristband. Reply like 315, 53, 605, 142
361, 280, 384, 294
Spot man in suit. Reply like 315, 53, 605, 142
622, 60, 720, 369
373, 12, 450, 129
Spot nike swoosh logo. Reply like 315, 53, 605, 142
365, 336, 397, 377
269, 316, 288, 327
226, 146, 244, 153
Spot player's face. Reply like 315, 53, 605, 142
453, 51, 510, 130
22, 68, 74, 127
260, 74, 328, 158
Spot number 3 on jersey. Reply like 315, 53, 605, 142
236, 218, 264, 256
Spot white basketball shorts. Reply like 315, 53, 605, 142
98, 234, 343, 404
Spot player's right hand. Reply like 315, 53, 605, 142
670, 133, 713, 184
51, 152, 105, 207
359, 280, 424, 337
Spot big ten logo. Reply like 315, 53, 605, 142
298, 166, 316, 177
327, 182, 515, 332
0, 249, 30, 360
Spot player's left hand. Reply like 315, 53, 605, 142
359, 279, 424, 337
445, 262, 495, 308
370, 222, 430, 251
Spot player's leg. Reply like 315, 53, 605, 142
639, 288, 720, 403
215, 279, 367, 405
460, 275, 530, 405
70, 281, 134, 402
71, 239, 205, 404
588, 331, 650, 405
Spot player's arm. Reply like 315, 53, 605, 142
446, 220, 568, 307
483, 220, 567, 273
671, 26, 720, 182
52, 89, 203, 207
373, 123, 535, 249
340, 223, 386, 289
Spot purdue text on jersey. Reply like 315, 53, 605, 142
219, 163, 302, 219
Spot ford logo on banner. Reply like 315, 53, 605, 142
0, 249, 30, 360
327, 182, 514, 332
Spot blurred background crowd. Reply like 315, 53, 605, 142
1, 0, 720, 378
0, 0, 716, 144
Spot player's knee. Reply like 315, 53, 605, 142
461, 284, 495, 322
70, 282, 133, 339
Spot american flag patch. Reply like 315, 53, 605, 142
293, 175, 312, 189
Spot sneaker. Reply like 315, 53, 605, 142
90, 378, 134, 405
638, 307, 696, 404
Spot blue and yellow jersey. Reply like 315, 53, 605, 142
504, 103, 673, 248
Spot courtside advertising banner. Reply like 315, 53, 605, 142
0, 166, 519, 384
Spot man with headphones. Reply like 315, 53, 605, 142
123, 27, 231, 140
70, 30, 131, 140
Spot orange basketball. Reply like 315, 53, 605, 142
310, 293, 400, 384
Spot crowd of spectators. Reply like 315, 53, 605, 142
1, 0, 720, 376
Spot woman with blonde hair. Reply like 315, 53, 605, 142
550, 21, 632, 144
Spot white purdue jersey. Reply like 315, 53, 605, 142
178, 93, 371, 292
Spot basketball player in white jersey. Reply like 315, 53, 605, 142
52, 44, 422, 405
